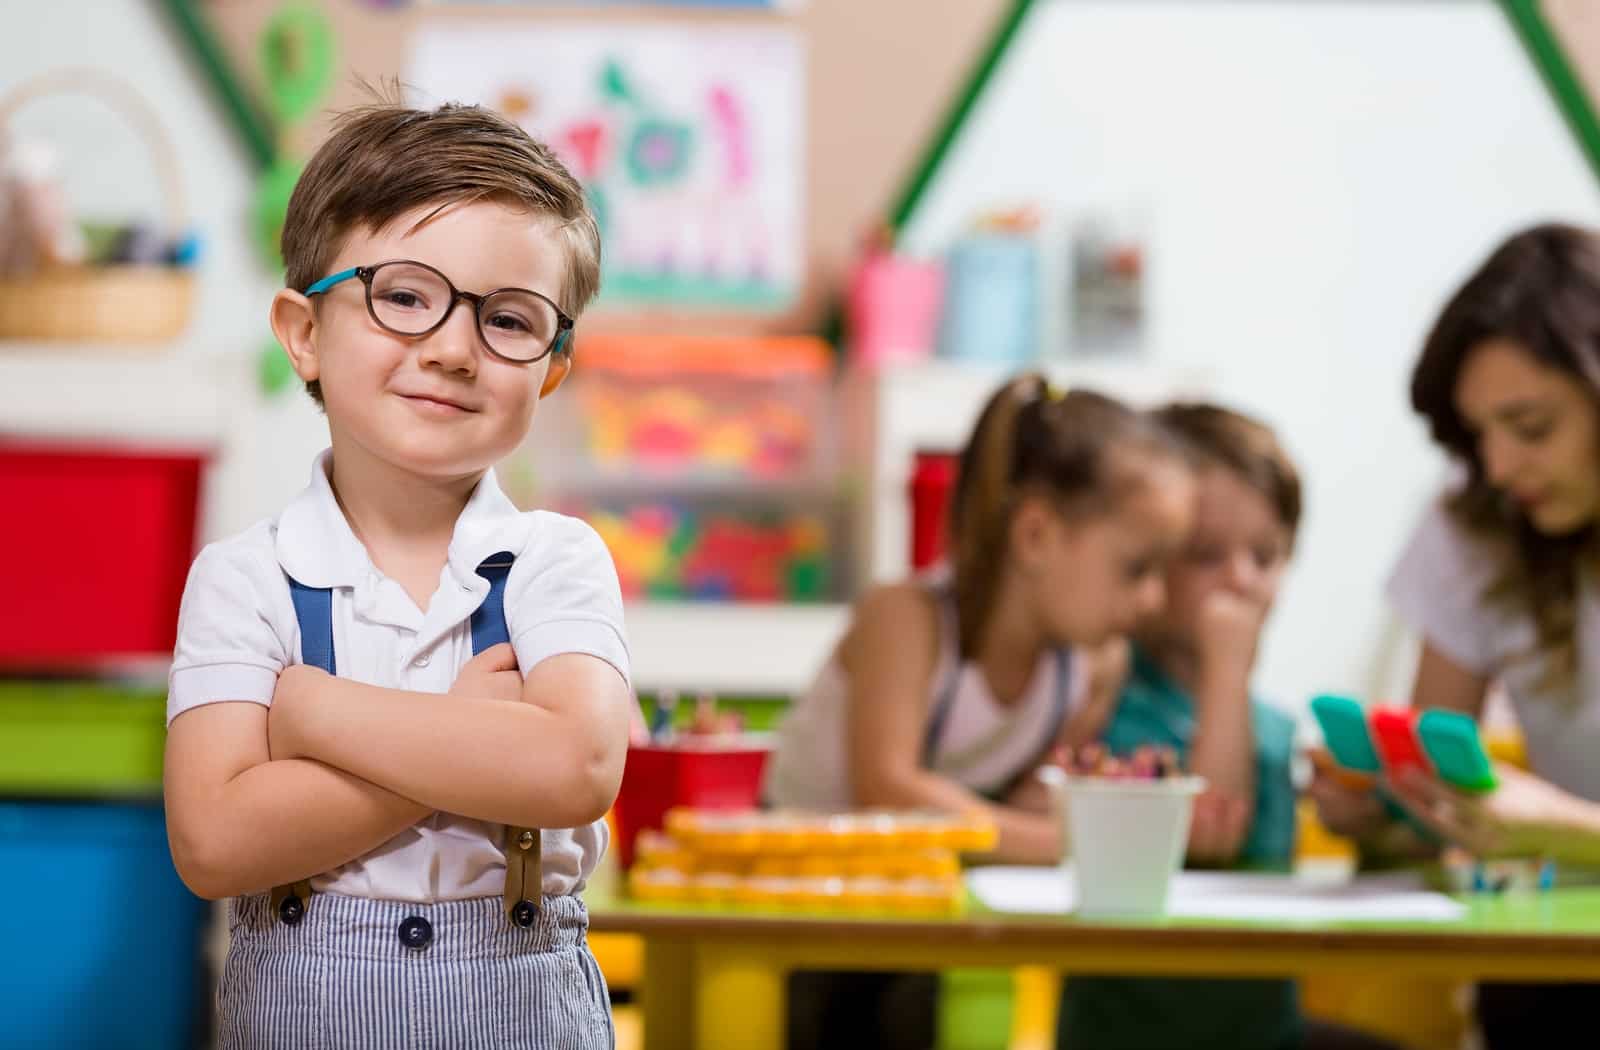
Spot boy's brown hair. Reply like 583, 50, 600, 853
281, 100, 601, 404
1152, 402, 1302, 544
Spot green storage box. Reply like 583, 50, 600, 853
0, 681, 167, 796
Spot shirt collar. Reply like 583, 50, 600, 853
275, 449, 525, 592
274, 450, 374, 588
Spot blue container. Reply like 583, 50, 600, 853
0, 800, 209, 1050
937, 232, 1039, 365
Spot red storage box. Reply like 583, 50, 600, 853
0, 440, 207, 668
613, 742, 769, 868
909, 450, 959, 571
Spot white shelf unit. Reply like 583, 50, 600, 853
0, 345, 236, 446
842, 358, 1212, 583
624, 600, 847, 696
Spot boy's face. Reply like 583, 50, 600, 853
275, 199, 569, 481
1145, 466, 1292, 647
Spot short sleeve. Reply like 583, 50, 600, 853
1386, 500, 1500, 676
505, 514, 630, 686
167, 539, 290, 725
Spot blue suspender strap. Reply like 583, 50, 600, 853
472, 551, 540, 927
289, 551, 516, 668
277, 573, 334, 924
287, 575, 336, 675
471, 551, 515, 655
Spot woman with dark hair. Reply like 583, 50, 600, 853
1311, 223, 1600, 1048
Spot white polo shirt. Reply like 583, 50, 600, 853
167, 450, 630, 902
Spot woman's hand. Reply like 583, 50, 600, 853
1305, 752, 1388, 839
1387, 764, 1595, 861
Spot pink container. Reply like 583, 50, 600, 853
847, 251, 943, 366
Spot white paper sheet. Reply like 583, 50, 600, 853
967, 866, 1466, 923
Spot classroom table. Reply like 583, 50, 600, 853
585, 872, 1600, 1050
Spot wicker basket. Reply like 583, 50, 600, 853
0, 70, 194, 344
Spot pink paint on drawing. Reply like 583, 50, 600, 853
560, 120, 610, 179
708, 85, 751, 186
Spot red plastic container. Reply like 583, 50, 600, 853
612, 742, 770, 868
909, 450, 959, 571
0, 440, 207, 668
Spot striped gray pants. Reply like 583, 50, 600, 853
218, 892, 613, 1050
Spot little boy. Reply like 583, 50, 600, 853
163, 101, 631, 1049
1060, 404, 1397, 1050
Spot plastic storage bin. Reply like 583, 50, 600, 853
0, 440, 207, 668
0, 682, 166, 796
534, 334, 834, 484
612, 741, 770, 869
517, 333, 848, 602
0, 799, 209, 1049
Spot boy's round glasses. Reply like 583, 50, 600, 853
303, 260, 574, 364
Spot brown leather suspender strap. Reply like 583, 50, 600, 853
503, 825, 542, 928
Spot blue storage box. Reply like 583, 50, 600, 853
0, 799, 209, 1050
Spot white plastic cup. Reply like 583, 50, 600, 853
1042, 770, 1205, 917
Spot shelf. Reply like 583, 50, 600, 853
624, 600, 848, 696
540, 472, 845, 505
0, 344, 240, 446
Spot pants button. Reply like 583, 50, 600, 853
278, 895, 306, 926
398, 915, 433, 950
511, 899, 538, 928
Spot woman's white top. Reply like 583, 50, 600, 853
1389, 498, 1600, 800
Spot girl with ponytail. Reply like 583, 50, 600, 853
766, 374, 1194, 1049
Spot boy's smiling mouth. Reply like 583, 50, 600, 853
396, 389, 478, 414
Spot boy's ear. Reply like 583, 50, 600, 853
539, 352, 571, 398
271, 289, 321, 387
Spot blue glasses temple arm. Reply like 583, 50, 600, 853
304, 267, 360, 296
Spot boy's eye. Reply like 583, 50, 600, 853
380, 289, 429, 311
486, 311, 534, 334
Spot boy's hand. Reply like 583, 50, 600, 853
1187, 787, 1249, 865
1195, 589, 1267, 686
450, 643, 523, 703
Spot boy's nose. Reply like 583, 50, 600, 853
1138, 575, 1167, 615
1225, 551, 1258, 593
419, 301, 479, 376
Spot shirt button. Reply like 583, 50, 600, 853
412, 652, 431, 668
398, 915, 433, 950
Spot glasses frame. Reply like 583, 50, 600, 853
303, 259, 575, 364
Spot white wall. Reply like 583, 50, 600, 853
0, 0, 328, 544
9, 1, 1600, 711
902, 1, 1600, 715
